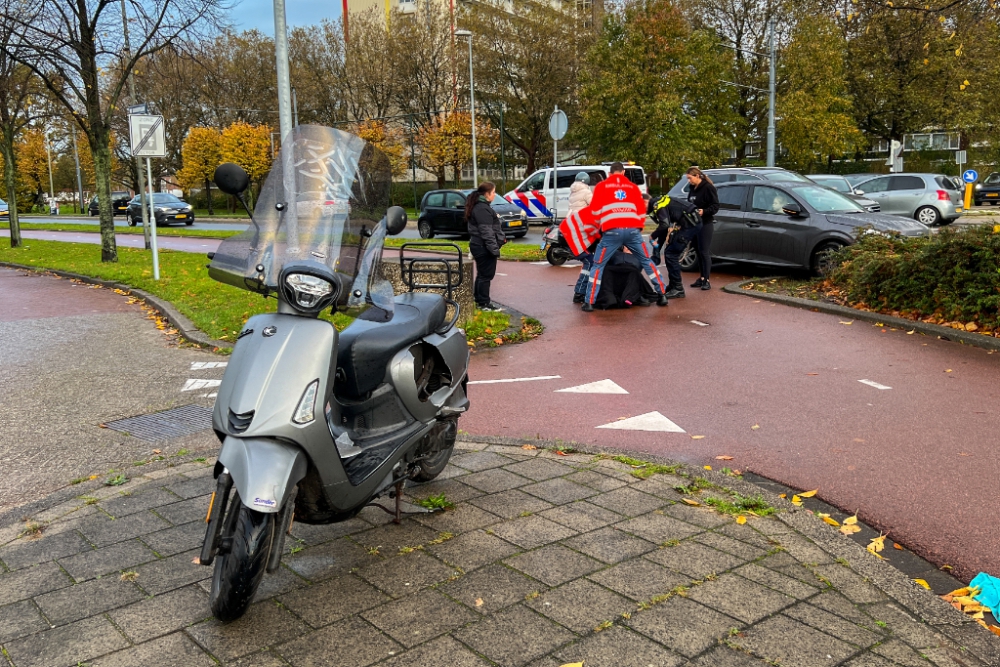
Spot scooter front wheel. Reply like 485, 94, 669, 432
546, 245, 568, 266
209, 496, 274, 622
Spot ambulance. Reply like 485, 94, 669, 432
503, 162, 648, 224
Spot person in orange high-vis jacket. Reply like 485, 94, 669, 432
582, 162, 667, 311
559, 201, 601, 304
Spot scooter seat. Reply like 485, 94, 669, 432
336, 292, 448, 397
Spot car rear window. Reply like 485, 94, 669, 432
624, 167, 645, 185
935, 176, 960, 191
425, 193, 444, 207
889, 176, 925, 191
717, 185, 748, 210
764, 171, 809, 182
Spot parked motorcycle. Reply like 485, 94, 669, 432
199, 125, 470, 622
541, 224, 574, 266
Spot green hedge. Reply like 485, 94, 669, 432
827, 225, 1000, 330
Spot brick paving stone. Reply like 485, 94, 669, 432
808, 590, 879, 629
733, 562, 821, 600
468, 489, 554, 519
3, 614, 130, 667
78, 510, 172, 548
502, 458, 575, 481
783, 600, 882, 648
406, 477, 484, 504
134, 548, 211, 595
186, 599, 309, 662
504, 544, 604, 587
871, 638, 934, 666
553, 625, 685, 667
363, 589, 479, 648
98, 487, 182, 519
0, 560, 73, 606
155, 494, 214, 525
110, 584, 211, 643
687, 644, 777, 666
278, 574, 390, 628
661, 502, 731, 529
813, 564, 888, 604
625, 595, 743, 658
587, 487, 665, 517
695, 531, 769, 560
489, 515, 578, 549
377, 636, 492, 666
520, 478, 597, 504
58, 539, 159, 582
0, 529, 91, 570
563, 469, 628, 492
413, 503, 502, 535
732, 614, 857, 666
587, 556, 690, 602
714, 520, 782, 551
450, 451, 515, 472
284, 537, 376, 582
276, 615, 401, 667
772, 531, 835, 566
357, 550, 459, 598
0, 599, 50, 644
439, 562, 543, 614
525, 578, 633, 634
539, 501, 622, 532
352, 521, 440, 555
461, 468, 532, 493
685, 573, 795, 624
141, 520, 207, 557
452, 604, 575, 667
225, 649, 290, 667
34, 574, 145, 626
288, 516, 369, 545
563, 526, 656, 564
866, 603, 950, 649
426, 529, 521, 571
646, 541, 743, 579
89, 631, 216, 667
615, 511, 703, 544
166, 475, 216, 499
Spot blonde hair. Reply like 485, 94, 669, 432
686, 167, 712, 185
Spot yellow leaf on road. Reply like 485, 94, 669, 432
691, 435, 706, 440
839, 321, 853, 325
867, 534, 887, 557
715, 455, 734, 460
840, 524, 861, 535
799, 489, 818, 498
682, 498, 701, 506
475, 598, 484, 607
822, 516, 840, 527
559, 663, 584, 667
779, 493, 787, 499
906, 330, 915, 335
791, 495, 803, 506
843, 515, 858, 525
703, 465, 712, 471
751, 424, 760, 431
736, 516, 747, 525
914, 579, 931, 590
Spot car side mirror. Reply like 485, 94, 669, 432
385, 206, 407, 235
854, 189, 864, 196
782, 202, 804, 217
214, 163, 249, 195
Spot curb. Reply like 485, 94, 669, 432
0, 261, 229, 350
723, 278, 1000, 353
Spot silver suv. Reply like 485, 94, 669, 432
853, 173, 963, 226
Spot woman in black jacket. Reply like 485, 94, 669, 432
685, 167, 720, 290
465, 181, 505, 311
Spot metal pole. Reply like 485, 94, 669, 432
766, 17, 776, 168
44, 131, 55, 211
409, 115, 418, 210
292, 87, 299, 127
273, 0, 294, 143
552, 105, 558, 225
146, 157, 160, 280
499, 104, 506, 193
71, 128, 84, 215
121, 0, 150, 249
466, 36, 477, 188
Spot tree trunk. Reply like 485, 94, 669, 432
436, 167, 445, 188
1, 130, 20, 247
89, 124, 118, 262
205, 177, 214, 216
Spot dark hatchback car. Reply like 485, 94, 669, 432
126, 193, 194, 226
417, 189, 528, 239
975, 172, 1000, 206
89, 191, 132, 217
678, 180, 929, 275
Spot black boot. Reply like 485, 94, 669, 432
690, 277, 705, 288
656, 294, 669, 306
664, 287, 686, 299
582, 303, 594, 312
573, 293, 584, 303
701, 279, 712, 291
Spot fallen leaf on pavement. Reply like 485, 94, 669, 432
940, 564, 953, 571
192, 557, 201, 565
867, 534, 887, 558
521, 444, 537, 450
875, 322, 884, 327
974, 611, 985, 619
893, 543, 904, 550
853, 438, 865, 443
779, 493, 787, 499
989, 626, 1000, 638
715, 455, 734, 461
914, 579, 931, 590
840, 524, 861, 535
152, 449, 162, 455
821, 516, 840, 527
555, 450, 568, 456
691, 435, 706, 440
807, 373, 819, 376
559, 663, 584, 667
839, 321, 853, 325
791, 495, 802, 506
843, 515, 858, 525
475, 598, 484, 607
751, 424, 760, 431
703, 465, 712, 471
906, 330, 915, 335
799, 489, 818, 498
945, 369, 952, 373
736, 516, 747, 525
682, 498, 701, 506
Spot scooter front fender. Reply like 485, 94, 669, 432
218, 436, 307, 513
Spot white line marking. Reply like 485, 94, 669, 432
200, 392, 218, 398
182, 379, 222, 392
556, 379, 628, 395
468, 375, 561, 385
596, 411, 686, 433
690, 320, 710, 327
496, 273, 508, 276
190, 361, 228, 370
858, 379, 891, 390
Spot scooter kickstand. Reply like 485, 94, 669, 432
394, 479, 404, 524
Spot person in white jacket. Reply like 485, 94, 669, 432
567, 172, 595, 303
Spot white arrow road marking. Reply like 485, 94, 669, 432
556, 379, 628, 395
596, 411, 686, 433
690, 320, 710, 327
190, 361, 228, 370
468, 375, 561, 385
182, 379, 222, 392
858, 379, 892, 390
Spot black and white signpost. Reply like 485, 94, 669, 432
129, 113, 166, 280
548, 106, 568, 224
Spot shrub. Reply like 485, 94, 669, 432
826, 226, 1000, 330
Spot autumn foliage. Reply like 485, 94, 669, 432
416, 112, 498, 187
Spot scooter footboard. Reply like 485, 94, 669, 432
218, 436, 307, 513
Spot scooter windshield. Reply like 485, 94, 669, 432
208, 125, 394, 316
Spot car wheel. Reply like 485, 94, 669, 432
185, 220, 194, 226
127, 216, 136, 227
811, 241, 845, 277
514, 232, 527, 239
418, 220, 434, 239
915, 206, 941, 226
938, 218, 954, 226
678, 242, 700, 272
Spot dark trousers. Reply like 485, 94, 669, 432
470, 241, 498, 307
694, 221, 714, 280
663, 223, 702, 289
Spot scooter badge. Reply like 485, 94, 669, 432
262, 326, 277, 337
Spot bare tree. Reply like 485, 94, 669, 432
1, 0, 226, 261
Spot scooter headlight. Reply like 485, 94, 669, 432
278, 261, 341, 314
292, 379, 319, 424
285, 274, 334, 308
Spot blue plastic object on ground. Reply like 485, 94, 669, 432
970, 572, 1000, 610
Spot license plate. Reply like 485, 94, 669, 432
117, 206, 126, 210
956, 208, 963, 213
987, 193, 998, 197
175, 214, 187, 219
508, 221, 522, 227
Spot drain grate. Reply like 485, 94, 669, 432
105, 404, 214, 442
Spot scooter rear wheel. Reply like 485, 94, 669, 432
209, 497, 274, 622
546, 245, 568, 266
412, 419, 457, 482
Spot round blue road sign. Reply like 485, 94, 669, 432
963, 169, 978, 183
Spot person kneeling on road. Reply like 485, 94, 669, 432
648, 195, 703, 299
565, 172, 597, 304
583, 162, 668, 311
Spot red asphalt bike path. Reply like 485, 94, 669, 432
7, 229, 1000, 580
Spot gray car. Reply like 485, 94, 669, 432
805, 174, 882, 213
678, 180, 929, 275
852, 173, 963, 226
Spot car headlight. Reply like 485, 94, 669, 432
285, 273, 334, 309
520, 211, 526, 221
975, 184, 982, 190
155, 206, 168, 213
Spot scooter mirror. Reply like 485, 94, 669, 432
214, 163, 250, 196
385, 206, 407, 235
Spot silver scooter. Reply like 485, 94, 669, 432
199, 125, 470, 622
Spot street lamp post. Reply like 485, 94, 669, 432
719, 18, 777, 167
44, 130, 55, 213
273, 0, 293, 143
455, 29, 477, 188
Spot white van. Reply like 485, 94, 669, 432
503, 163, 648, 223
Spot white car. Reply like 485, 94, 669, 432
504, 163, 647, 224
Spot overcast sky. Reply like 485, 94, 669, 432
229, 0, 343, 34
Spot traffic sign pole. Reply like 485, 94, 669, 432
548, 106, 568, 224
962, 169, 978, 211
146, 158, 159, 280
